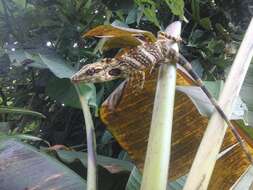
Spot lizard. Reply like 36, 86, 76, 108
71, 29, 253, 164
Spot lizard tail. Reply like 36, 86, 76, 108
178, 54, 253, 164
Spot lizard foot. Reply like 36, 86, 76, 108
127, 71, 146, 95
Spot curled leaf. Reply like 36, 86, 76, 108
0, 106, 46, 119
83, 25, 156, 51
84, 25, 156, 41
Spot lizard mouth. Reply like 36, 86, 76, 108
70, 75, 84, 84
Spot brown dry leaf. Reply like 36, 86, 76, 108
209, 145, 252, 189
83, 25, 156, 50
100, 67, 252, 189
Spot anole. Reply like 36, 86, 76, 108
71, 30, 253, 163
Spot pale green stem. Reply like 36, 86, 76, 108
75, 85, 97, 190
140, 21, 181, 190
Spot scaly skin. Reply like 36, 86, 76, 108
71, 31, 253, 163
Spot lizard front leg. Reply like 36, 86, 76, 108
127, 70, 146, 94
137, 70, 146, 89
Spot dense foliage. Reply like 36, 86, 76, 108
0, 0, 253, 188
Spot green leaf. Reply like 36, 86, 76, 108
236, 120, 253, 141
164, 0, 184, 17
15, 134, 51, 146
125, 166, 142, 190
0, 139, 86, 189
115, 10, 125, 22
54, 149, 134, 172
240, 64, 253, 127
215, 23, 230, 39
136, 7, 144, 25
191, 59, 204, 78
191, 0, 200, 21
39, 53, 76, 79
13, 0, 26, 8
74, 83, 97, 109
143, 7, 160, 28
98, 130, 113, 156
84, 0, 92, 10
8, 49, 97, 109
111, 20, 129, 28
126, 8, 138, 24
47, 149, 132, 190
188, 29, 204, 46
204, 80, 224, 99
46, 78, 97, 109
0, 122, 10, 134
0, 106, 46, 118
0, 2, 4, 14
8, 49, 77, 78
134, 0, 156, 7
177, 81, 248, 120
199, 17, 213, 31
125, 166, 187, 190
206, 39, 224, 54
8, 49, 47, 69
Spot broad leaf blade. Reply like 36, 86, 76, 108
0, 106, 46, 118
164, 0, 184, 17
176, 81, 247, 120
0, 122, 10, 134
8, 49, 97, 109
100, 67, 252, 188
103, 36, 141, 51
9, 49, 77, 79
8, 49, 46, 69
84, 25, 156, 43
46, 149, 132, 190
54, 149, 134, 173
39, 53, 76, 79
191, 0, 200, 21
46, 78, 97, 109
126, 8, 138, 24
0, 139, 86, 189
143, 7, 160, 29
125, 166, 142, 190
199, 17, 213, 30
74, 83, 97, 109
240, 64, 253, 126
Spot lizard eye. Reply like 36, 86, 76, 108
85, 68, 95, 75
108, 68, 122, 76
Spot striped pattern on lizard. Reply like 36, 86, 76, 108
71, 30, 253, 164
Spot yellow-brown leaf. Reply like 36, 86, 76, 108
100, 67, 252, 188
102, 36, 141, 51
83, 25, 156, 50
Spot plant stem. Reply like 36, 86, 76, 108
0, 88, 7, 121
140, 21, 181, 190
75, 85, 97, 190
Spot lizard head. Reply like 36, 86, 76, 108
71, 58, 127, 83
